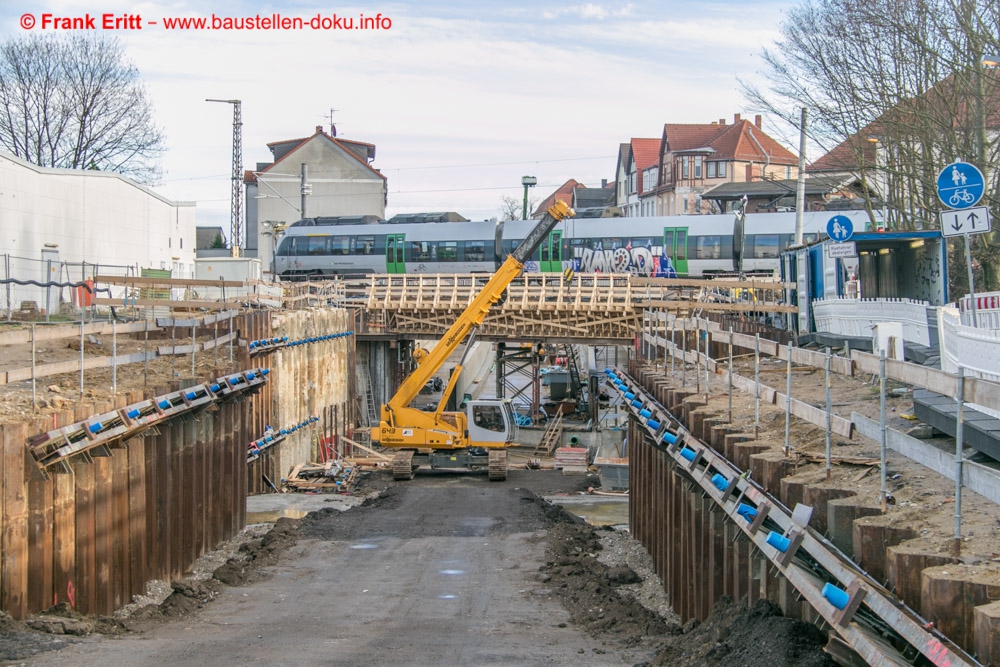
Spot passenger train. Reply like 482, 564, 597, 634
273, 210, 874, 279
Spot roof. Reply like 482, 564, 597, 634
573, 187, 615, 209
704, 175, 857, 201
256, 127, 385, 180
662, 119, 798, 165
533, 179, 585, 217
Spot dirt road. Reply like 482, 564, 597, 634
24, 470, 660, 666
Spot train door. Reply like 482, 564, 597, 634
386, 233, 406, 273
662, 227, 688, 275
539, 230, 563, 272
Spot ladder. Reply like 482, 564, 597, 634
565, 344, 589, 415
355, 351, 378, 430
533, 411, 564, 457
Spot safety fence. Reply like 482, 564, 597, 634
958, 290, 1000, 328
811, 297, 933, 346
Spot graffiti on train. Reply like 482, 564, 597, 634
572, 245, 677, 277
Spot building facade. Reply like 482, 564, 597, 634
245, 126, 387, 267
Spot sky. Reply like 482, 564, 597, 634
2, 0, 801, 230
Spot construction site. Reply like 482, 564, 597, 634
0, 266, 997, 667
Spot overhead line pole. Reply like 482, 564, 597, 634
207, 98, 243, 257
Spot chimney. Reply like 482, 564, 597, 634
734, 113, 742, 124
719, 118, 726, 125
755, 114, 762, 129
601, 178, 608, 188
315, 125, 323, 133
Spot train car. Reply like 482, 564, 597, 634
273, 210, 875, 279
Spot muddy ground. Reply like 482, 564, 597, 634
1, 469, 834, 666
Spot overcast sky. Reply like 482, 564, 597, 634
3, 0, 800, 229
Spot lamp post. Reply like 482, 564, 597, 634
521, 175, 537, 220
866, 135, 889, 230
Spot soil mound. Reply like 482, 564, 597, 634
650, 596, 836, 667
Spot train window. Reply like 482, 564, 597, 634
329, 235, 350, 255
676, 230, 687, 260
276, 237, 295, 256
695, 236, 722, 259
464, 240, 486, 262
753, 235, 780, 258
307, 236, 329, 255
355, 236, 376, 255
410, 241, 433, 262
438, 241, 458, 261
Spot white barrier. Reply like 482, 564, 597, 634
937, 306, 1000, 419
812, 297, 932, 346
958, 290, 1000, 328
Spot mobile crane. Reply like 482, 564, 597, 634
371, 200, 574, 481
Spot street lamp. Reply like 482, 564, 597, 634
866, 135, 889, 230
521, 175, 537, 220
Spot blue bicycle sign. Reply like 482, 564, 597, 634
937, 161, 985, 210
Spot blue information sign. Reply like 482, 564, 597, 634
937, 161, 985, 210
826, 215, 854, 242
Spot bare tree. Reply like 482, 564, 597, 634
0, 33, 164, 182
499, 194, 523, 221
742, 0, 1000, 288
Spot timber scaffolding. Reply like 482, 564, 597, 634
341, 273, 794, 342
622, 314, 1000, 666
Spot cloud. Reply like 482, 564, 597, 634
541, 3, 635, 20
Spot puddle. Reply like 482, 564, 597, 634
350, 543, 379, 550
438, 594, 457, 599
553, 500, 629, 527
246, 508, 310, 523
438, 569, 466, 576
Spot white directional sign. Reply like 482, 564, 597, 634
940, 206, 992, 237
827, 242, 857, 258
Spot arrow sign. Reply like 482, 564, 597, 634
940, 205, 992, 237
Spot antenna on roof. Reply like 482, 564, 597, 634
326, 107, 339, 137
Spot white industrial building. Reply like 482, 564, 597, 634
0, 150, 196, 315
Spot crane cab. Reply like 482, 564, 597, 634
467, 399, 519, 446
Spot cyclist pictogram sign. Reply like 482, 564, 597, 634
936, 161, 985, 210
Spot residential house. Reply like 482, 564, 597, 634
622, 138, 660, 217
244, 125, 387, 266
647, 114, 800, 216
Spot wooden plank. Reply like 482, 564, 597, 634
95, 275, 249, 287
644, 300, 798, 314
3, 352, 153, 385
51, 409, 76, 610
109, 447, 128, 610
0, 321, 150, 346
93, 450, 113, 614
127, 435, 146, 605
26, 434, 53, 613
92, 298, 235, 310
72, 457, 95, 614
181, 422, 194, 569
2, 423, 29, 618
339, 436, 392, 460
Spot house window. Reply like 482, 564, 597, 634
785, 165, 793, 179
694, 156, 703, 179
717, 162, 726, 178
681, 157, 689, 179
707, 162, 716, 178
